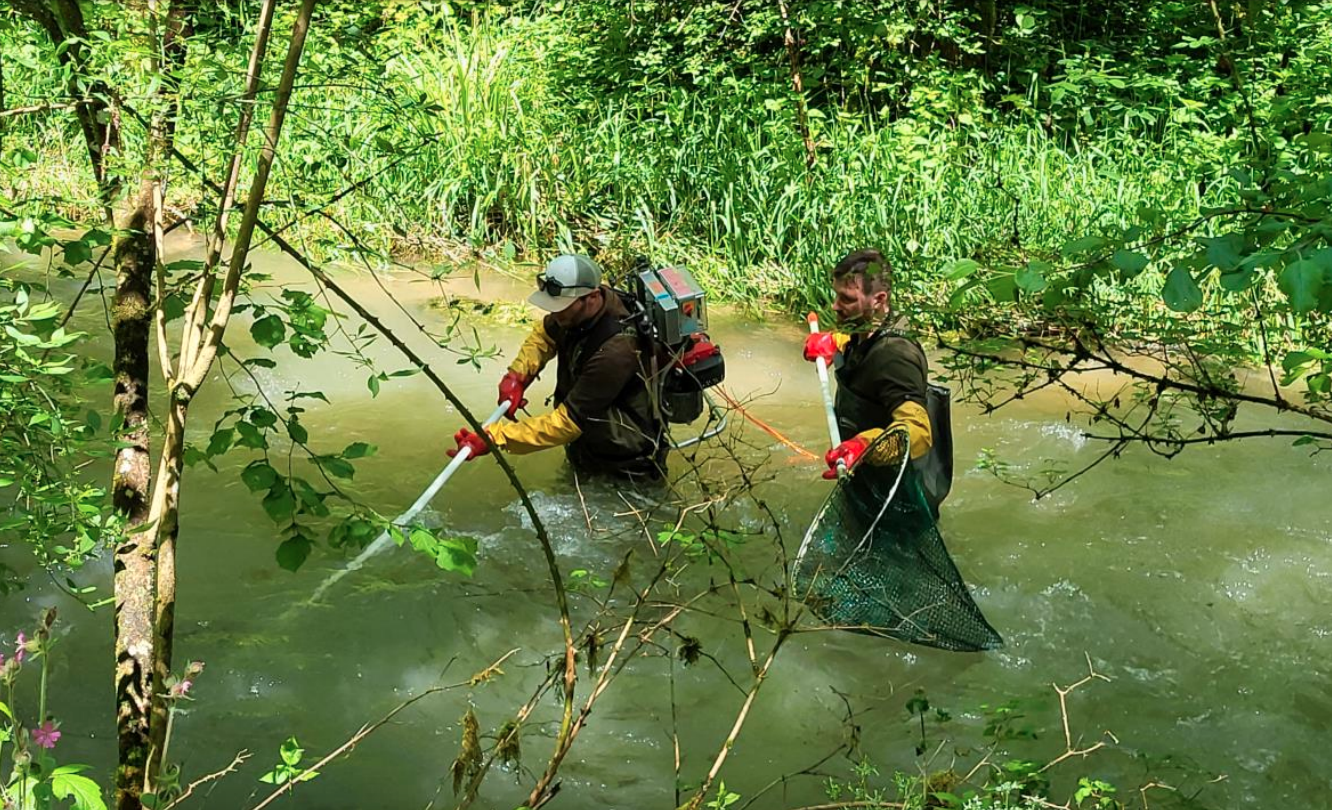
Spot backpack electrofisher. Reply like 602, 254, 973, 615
628, 261, 725, 424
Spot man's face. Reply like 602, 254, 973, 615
831, 277, 888, 327
551, 289, 601, 329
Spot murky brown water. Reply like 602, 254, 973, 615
3, 237, 1330, 808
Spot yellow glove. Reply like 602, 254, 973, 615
857, 401, 933, 465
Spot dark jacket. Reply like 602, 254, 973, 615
833, 325, 929, 440
544, 289, 667, 477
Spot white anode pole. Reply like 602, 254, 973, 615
808, 312, 847, 478
309, 399, 512, 603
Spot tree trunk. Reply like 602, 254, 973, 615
111, 195, 155, 810
113, 1, 191, 804
146, 395, 187, 790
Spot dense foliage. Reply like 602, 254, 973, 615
1, 0, 1330, 807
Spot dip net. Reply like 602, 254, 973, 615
792, 428, 1002, 652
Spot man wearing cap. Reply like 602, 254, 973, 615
449, 254, 667, 479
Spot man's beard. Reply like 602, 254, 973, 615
836, 310, 871, 329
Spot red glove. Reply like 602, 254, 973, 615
823, 436, 869, 480
447, 428, 491, 460
803, 332, 839, 364
497, 371, 530, 420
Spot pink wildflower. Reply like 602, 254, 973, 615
31, 721, 60, 749
169, 679, 192, 698
13, 633, 25, 664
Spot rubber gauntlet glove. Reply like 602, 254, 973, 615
448, 428, 491, 460
498, 371, 530, 420
804, 332, 839, 364
823, 436, 869, 480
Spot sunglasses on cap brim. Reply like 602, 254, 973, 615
535, 272, 595, 297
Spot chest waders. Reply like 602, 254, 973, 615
554, 297, 667, 478
834, 329, 955, 515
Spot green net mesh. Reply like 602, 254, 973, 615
793, 428, 1002, 652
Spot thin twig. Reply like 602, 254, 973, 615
159, 751, 250, 810
250, 651, 517, 810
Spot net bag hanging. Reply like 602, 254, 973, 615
792, 427, 1002, 652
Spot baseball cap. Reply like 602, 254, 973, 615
528, 254, 603, 312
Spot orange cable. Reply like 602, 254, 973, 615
713, 386, 821, 462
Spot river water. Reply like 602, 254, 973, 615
3, 239, 1330, 809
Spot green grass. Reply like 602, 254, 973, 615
1, 13, 1236, 316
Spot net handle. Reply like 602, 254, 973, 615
808, 313, 847, 479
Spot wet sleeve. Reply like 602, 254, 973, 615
857, 401, 932, 463
508, 317, 558, 379
488, 403, 582, 454
858, 338, 931, 464
560, 335, 642, 428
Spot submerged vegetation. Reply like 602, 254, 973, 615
1, 0, 1330, 807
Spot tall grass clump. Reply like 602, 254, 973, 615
1, 7, 1241, 314
295, 17, 1223, 312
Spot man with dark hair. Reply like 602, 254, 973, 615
804, 248, 933, 479
448, 254, 667, 479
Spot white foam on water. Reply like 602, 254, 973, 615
1038, 420, 1089, 450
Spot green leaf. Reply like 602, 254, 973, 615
207, 428, 235, 457
1278, 259, 1323, 313
262, 485, 296, 523
942, 259, 981, 281
250, 408, 278, 429
436, 538, 478, 576
408, 527, 435, 552
1015, 261, 1049, 293
250, 315, 286, 349
1110, 249, 1149, 278
235, 421, 267, 449
241, 461, 279, 492
1060, 236, 1107, 257
319, 456, 355, 480
287, 418, 308, 444
1162, 265, 1203, 312
51, 771, 107, 810
292, 478, 330, 516
1198, 232, 1245, 272
1217, 266, 1257, 292
84, 362, 114, 382
342, 441, 377, 459
280, 736, 305, 767
367, 374, 381, 397
276, 536, 312, 571
63, 240, 92, 266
